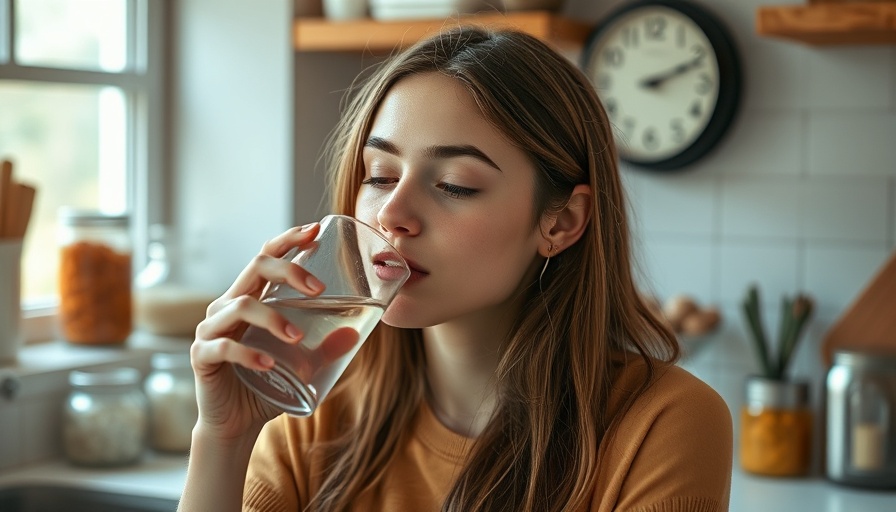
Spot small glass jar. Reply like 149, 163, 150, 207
134, 224, 216, 338
826, 350, 896, 488
144, 352, 198, 452
739, 376, 812, 476
63, 367, 148, 467
58, 209, 132, 345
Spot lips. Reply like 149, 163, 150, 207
372, 251, 428, 283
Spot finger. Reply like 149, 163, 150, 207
197, 295, 303, 345
191, 337, 275, 376
260, 222, 320, 258
316, 327, 360, 364
218, 226, 326, 304
294, 328, 360, 384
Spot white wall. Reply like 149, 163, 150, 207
171, 0, 294, 294
569, 0, 896, 425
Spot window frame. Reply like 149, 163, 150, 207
0, 0, 167, 342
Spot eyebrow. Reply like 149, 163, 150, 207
365, 136, 502, 172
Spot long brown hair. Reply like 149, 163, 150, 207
312, 27, 679, 511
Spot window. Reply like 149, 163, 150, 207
0, 0, 165, 334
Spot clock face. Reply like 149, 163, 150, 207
584, 5, 725, 166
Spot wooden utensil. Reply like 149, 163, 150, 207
821, 249, 896, 365
0, 159, 38, 239
0, 160, 12, 237
15, 182, 37, 238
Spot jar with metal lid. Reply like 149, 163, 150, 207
58, 208, 132, 345
63, 367, 149, 467
144, 352, 198, 453
739, 376, 812, 476
826, 349, 896, 488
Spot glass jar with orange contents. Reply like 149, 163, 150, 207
740, 376, 812, 477
57, 209, 132, 345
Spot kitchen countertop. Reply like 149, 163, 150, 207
0, 452, 187, 501
1, 452, 894, 510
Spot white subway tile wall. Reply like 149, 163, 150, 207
719, 175, 802, 238
808, 112, 896, 177
741, 40, 809, 111
801, 177, 889, 242
597, 0, 896, 429
805, 47, 894, 110
705, 110, 804, 175
718, 242, 800, 304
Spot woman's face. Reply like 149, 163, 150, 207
355, 72, 544, 329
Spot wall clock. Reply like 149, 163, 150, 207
581, 0, 742, 171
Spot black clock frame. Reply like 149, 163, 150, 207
581, 0, 742, 171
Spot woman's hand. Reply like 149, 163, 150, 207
189, 222, 326, 441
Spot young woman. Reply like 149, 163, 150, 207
180, 27, 733, 512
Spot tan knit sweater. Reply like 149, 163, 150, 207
244, 356, 733, 511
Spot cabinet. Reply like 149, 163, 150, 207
756, 2, 896, 45
293, 11, 591, 53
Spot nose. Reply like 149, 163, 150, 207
376, 180, 421, 238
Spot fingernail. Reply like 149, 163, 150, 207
300, 223, 316, 232
305, 274, 324, 293
285, 323, 302, 340
258, 354, 275, 368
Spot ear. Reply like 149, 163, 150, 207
539, 184, 592, 257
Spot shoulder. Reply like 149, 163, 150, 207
612, 355, 731, 430
596, 356, 733, 510
610, 358, 733, 457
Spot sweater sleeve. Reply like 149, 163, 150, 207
602, 366, 734, 512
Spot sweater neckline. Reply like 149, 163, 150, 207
414, 399, 473, 464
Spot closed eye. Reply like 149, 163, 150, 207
361, 177, 397, 188
439, 183, 478, 199
362, 177, 478, 199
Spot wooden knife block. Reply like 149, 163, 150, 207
821, 249, 896, 366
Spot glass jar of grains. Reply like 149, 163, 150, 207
63, 367, 149, 467
58, 209, 132, 345
144, 352, 199, 453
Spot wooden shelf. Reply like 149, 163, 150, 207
756, 2, 896, 45
293, 11, 592, 53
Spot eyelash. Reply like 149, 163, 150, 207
361, 177, 479, 199
439, 183, 478, 199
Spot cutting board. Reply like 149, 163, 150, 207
821, 249, 896, 366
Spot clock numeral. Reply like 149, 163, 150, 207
643, 128, 660, 151
689, 101, 702, 118
696, 73, 713, 95
596, 73, 612, 90
692, 44, 706, 60
645, 16, 666, 40
604, 98, 618, 117
622, 117, 636, 135
670, 119, 686, 144
622, 26, 639, 48
677, 24, 686, 47
604, 46, 624, 67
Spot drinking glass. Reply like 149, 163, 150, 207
234, 215, 410, 416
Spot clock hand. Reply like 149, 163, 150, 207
639, 55, 705, 89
